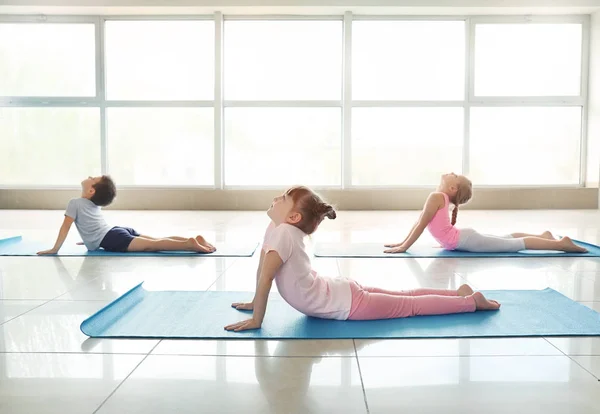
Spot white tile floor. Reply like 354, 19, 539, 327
1, 209, 600, 413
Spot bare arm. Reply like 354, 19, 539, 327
248, 251, 281, 326
37, 216, 74, 255
255, 249, 265, 290
229, 249, 266, 311
225, 250, 282, 332
384, 193, 444, 253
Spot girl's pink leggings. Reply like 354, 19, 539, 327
348, 281, 476, 320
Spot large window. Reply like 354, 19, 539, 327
0, 15, 589, 188
0, 108, 100, 186
474, 23, 582, 97
351, 20, 465, 186
0, 21, 99, 187
224, 20, 342, 100
469, 107, 581, 185
104, 20, 215, 186
352, 21, 465, 100
105, 20, 214, 100
225, 108, 341, 186
106, 108, 214, 186
352, 108, 463, 186
470, 20, 584, 185
0, 23, 96, 97
223, 20, 343, 186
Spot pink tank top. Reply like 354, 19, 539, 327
427, 192, 460, 250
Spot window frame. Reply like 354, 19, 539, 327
0, 13, 589, 190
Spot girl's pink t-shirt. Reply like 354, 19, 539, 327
263, 222, 352, 320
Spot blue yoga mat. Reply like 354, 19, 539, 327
313, 241, 600, 258
80, 283, 600, 339
0, 236, 258, 257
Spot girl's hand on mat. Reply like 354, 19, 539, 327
384, 245, 408, 254
37, 249, 58, 255
225, 318, 261, 332
384, 242, 403, 247
231, 302, 254, 311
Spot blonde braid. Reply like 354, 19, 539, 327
451, 205, 459, 226
450, 178, 473, 227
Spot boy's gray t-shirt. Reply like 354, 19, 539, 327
65, 198, 113, 250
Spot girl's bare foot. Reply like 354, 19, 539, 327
185, 238, 199, 251
559, 236, 587, 253
472, 292, 501, 311
195, 235, 216, 252
457, 284, 474, 297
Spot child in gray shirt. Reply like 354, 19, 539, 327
38, 176, 215, 255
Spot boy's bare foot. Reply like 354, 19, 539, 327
559, 236, 587, 253
541, 231, 555, 240
195, 235, 216, 252
457, 284, 474, 297
472, 292, 501, 311
185, 238, 211, 253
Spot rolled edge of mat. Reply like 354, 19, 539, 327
80, 282, 146, 337
0, 236, 23, 244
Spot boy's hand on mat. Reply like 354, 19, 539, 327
37, 249, 58, 255
225, 318, 261, 332
384, 245, 408, 254
231, 302, 254, 311
76, 242, 84, 245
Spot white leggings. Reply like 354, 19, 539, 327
455, 228, 526, 253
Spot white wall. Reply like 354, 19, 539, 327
0, 0, 599, 16
589, 11, 600, 193
2, 0, 600, 6
1, 188, 597, 210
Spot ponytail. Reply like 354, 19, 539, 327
285, 186, 336, 234
317, 203, 337, 220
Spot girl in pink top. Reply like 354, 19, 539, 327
225, 186, 501, 332
384, 172, 587, 254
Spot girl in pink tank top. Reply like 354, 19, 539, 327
384, 172, 587, 254
225, 185, 501, 333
